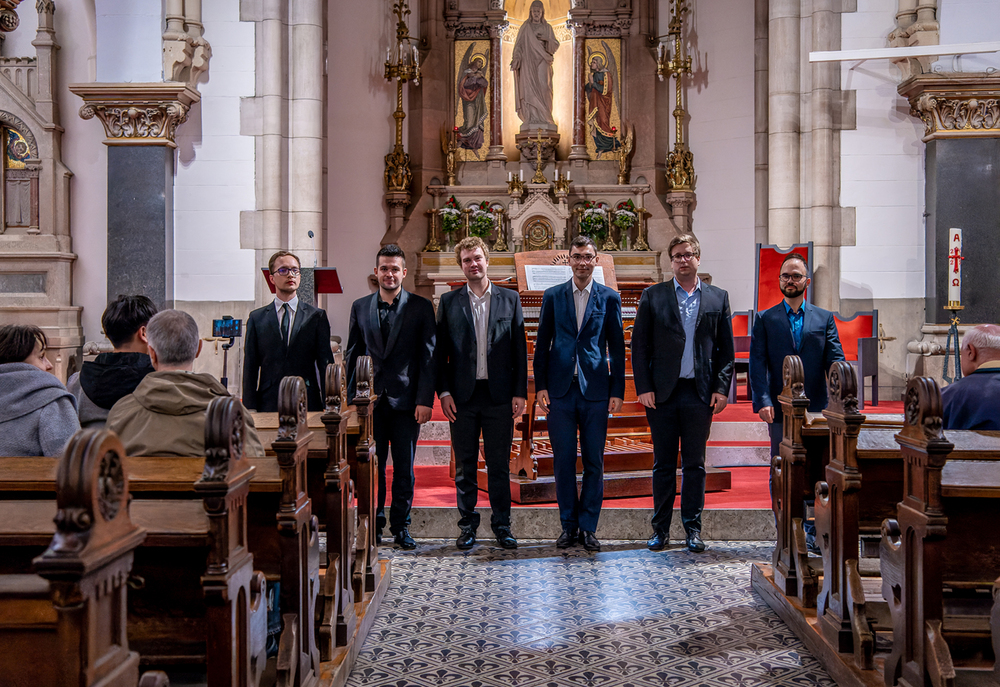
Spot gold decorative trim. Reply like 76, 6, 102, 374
68, 83, 201, 148
899, 74, 1000, 141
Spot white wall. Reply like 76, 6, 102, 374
95, 0, 162, 82
173, 0, 256, 302
325, 2, 400, 337
934, 0, 1000, 72
683, 0, 756, 311
839, 0, 926, 301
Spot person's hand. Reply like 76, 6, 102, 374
759, 406, 774, 423
710, 393, 728, 415
537, 390, 550, 414
415, 405, 432, 424
441, 395, 457, 422
512, 396, 526, 419
609, 397, 623, 414
637, 392, 656, 409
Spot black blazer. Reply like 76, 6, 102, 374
436, 284, 528, 405
749, 302, 844, 413
242, 300, 334, 412
631, 280, 735, 405
345, 289, 436, 411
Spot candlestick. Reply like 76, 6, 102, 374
519, 170, 523, 182
947, 227, 963, 307
508, 172, 512, 182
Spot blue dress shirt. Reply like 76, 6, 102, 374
674, 278, 701, 379
783, 300, 804, 351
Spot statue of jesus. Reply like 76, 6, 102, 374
510, 0, 559, 132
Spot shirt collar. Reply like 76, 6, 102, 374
377, 291, 400, 308
673, 277, 701, 296
783, 300, 805, 316
469, 281, 493, 302
275, 295, 299, 313
574, 279, 594, 296
977, 360, 1000, 371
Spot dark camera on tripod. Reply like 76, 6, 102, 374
212, 316, 242, 339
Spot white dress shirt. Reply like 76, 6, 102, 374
274, 295, 298, 344
469, 282, 492, 380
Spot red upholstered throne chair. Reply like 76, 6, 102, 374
754, 242, 813, 313
833, 310, 879, 408
729, 310, 753, 403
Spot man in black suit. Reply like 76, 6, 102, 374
437, 237, 527, 550
632, 234, 735, 553
345, 244, 436, 550
242, 250, 334, 412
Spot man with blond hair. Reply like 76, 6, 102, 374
942, 324, 1000, 430
436, 237, 527, 549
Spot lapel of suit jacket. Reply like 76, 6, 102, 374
665, 279, 683, 329
774, 302, 796, 352
457, 284, 475, 336
289, 301, 311, 347
263, 301, 287, 352
366, 293, 385, 360
485, 284, 502, 345
383, 289, 410, 357
694, 281, 708, 330
799, 302, 814, 351
578, 281, 600, 339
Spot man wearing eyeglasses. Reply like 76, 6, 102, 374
632, 234, 735, 553
534, 235, 626, 552
242, 250, 334, 412
749, 253, 843, 478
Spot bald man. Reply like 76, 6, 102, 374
942, 324, 1000, 431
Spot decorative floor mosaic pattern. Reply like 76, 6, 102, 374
347, 540, 835, 687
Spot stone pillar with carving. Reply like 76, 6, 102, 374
486, 19, 508, 162
568, 20, 588, 161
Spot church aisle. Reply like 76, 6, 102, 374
348, 541, 834, 686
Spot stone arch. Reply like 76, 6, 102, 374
0, 110, 39, 158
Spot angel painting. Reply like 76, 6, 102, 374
456, 43, 489, 155
584, 40, 621, 158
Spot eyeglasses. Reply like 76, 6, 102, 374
274, 267, 301, 277
779, 274, 806, 283
570, 253, 597, 263
671, 252, 697, 262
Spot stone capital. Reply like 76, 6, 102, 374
68, 82, 201, 148
898, 74, 1000, 141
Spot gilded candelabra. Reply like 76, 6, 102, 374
383, 0, 421, 194
491, 208, 508, 252
423, 208, 442, 252
655, 0, 695, 191
634, 206, 650, 251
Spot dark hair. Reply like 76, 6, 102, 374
570, 235, 598, 253
102, 295, 158, 348
668, 234, 701, 259
780, 252, 808, 275
376, 244, 406, 266
0, 324, 47, 365
268, 250, 301, 273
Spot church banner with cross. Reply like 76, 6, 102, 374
454, 39, 491, 161
584, 37, 622, 161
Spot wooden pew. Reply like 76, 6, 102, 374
880, 377, 1000, 687
349, 355, 381, 596
0, 429, 169, 687
0, 398, 270, 687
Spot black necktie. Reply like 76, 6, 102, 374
280, 303, 290, 345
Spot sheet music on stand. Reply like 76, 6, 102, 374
523, 265, 606, 291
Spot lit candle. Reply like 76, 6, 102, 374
948, 228, 963, 306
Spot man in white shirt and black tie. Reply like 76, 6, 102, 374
436, 237, 528, 549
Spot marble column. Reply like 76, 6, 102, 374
754, 0, 769, 245
767, 0, 800, 248
568, 23, 588, 161
486, 22, 507, 161
70, 83, 200, 311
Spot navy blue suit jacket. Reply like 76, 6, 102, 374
345, 289, 436, 411
749, 301, 844, 414
942, 367, 1000, 430
533, 279, 626, 402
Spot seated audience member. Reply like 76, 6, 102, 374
68, 294, 157, 428
942, 323, 1000, 431
0, 324, 80, 456
107, 309, 265, 457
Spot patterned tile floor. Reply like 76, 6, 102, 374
347, 540, 835, 687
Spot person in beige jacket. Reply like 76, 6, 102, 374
107, 309, 264, 458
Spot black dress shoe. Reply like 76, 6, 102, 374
394, 529, 416, 550
456, 528, 476, 550
556, 529, 578, 549
580, 531, 601, 552
647, 531, 668, 551
686, 531, 705, 553
494, 526, 517, 549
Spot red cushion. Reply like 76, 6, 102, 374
731, 313, 750, 337
757, 245, 810, 312
834, 313, 875, 361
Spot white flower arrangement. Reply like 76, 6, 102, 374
440, 207, 462, 235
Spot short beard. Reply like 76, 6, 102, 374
782, 284, 806, 299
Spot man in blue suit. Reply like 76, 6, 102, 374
750, 252, 844, 464
534, 235, 626, 552
942, 324, 1000, 431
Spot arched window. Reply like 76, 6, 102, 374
1, 124, 37, 234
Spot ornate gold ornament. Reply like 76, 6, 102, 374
69, 83, 201, 148
617, 122, 634, 185
384, 0, 421, 197
899, 74, 1000, 141
654, 0, 695, 191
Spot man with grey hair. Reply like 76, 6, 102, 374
942, 323, 1000, 431
107, 309, 265, 456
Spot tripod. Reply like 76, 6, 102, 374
220, 337, 236, 389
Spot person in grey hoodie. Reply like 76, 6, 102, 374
67, 295, 157, 428
107, 309, 264, 458
0, 325, 80, 456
